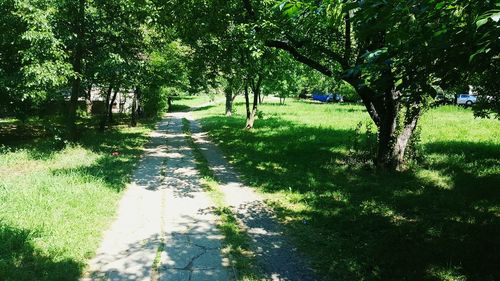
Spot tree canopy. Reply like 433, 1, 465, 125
0, 0, 497, 170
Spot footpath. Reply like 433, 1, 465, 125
82, 104, 321, 281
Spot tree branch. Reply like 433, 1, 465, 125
284, 35, 349, 69
265, 40, 334, 77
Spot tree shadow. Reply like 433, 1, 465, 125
191, 104, 216, 112
169, 104, 191, 112
0, 224, 83, 281
198, 114, 500, 281
84, 220, 231, 281
48, 122, 162, 192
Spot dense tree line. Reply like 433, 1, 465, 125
0, 0, 192, 139
1, 0, 498, 170
165, 0, 499, 170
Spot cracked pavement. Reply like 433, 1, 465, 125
82, 113, 232, 281
187, 112, 323, 281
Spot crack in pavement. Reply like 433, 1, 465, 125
186, 111, 324, 281
158, 112, 231, 280
82, 114, 231, 281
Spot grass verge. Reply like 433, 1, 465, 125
192, 99, 500, 281
0, 118, 155, 281
181, 118, 260, 281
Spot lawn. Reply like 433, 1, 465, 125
193, 98, 500, 281
0, 118, 155, 281
168, 94, 215, 112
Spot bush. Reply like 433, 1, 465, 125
336, 82, 359, 102
142, 87, 168, 118
343, 121, 377, 167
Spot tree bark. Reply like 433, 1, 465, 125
131, 87, 139, 127
392, 106, 421, 170
67, 0, 85, 141
85, 82, 93, 114
225, 90, 233, 116
374, 89, 423, 171
244, 83, 251, 128
108, 86, 119, 124
344, 13, 351, 64
100, 84, 113, 131
245, 76, 261, 129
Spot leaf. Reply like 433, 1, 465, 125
435, 2, 446, 10
476, 10, 500, 28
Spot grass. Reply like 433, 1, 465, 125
0, 117, 155, 281
181, 118, 260, 281
192, 98, 500, 281
168, 94, 215, 112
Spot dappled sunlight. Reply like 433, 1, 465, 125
0, 224, 83, 281
414, 169, 454, 190
193, 101, 500, 280
0, 118, 154, 280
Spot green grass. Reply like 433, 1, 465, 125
193, 98, 500, 281
168, 94, 215, 112
181, 118, 260, 281
0, 118, 155, 281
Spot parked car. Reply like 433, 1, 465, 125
312, 91, 343, 103
456, 93, 477, 106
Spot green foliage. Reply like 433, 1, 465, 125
14, 0, 72, 95
335, 82, 358, 101
141, 40, 192, 116
345, 121, 377, 167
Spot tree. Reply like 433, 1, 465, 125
240, 0, 497, 170
0, 0, 72, 120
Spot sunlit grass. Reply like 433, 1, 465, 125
0, 121, 153, 281
168, 94, 214, 112
192, 98, 500, 281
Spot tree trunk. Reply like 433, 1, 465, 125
67, 0, 85, 141
391, 107, 421, 170
85, 83, 92, 114
374, 95, 422, 171
68, 76, 81, 140
244, 84, 251, 128
99, 84, 113, 131
137, 88, 143, 117
131, 87, 139, 127
375, 115, 398, 170
167, 96, 173, 110
245, 82, 259, 129
225, 90, 233, 116
344, 13, 351, 63
108, 87, 119, 124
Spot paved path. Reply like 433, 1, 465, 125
83, 113, 232, 281
186, 111, 322, 281
82, 101, 322, 281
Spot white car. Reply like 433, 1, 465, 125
456, 94, 477, 106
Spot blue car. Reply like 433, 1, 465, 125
312, 91, 343, 103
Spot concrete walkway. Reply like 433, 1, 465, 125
82, 101, 321, 281
83, 113, 232, 281
186, 111, 322, 281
